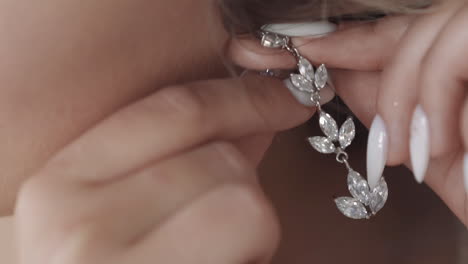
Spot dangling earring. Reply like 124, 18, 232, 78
260, 31, 388, 220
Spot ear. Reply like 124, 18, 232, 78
227, 16, 411, 71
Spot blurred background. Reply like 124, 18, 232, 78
260, 102, 467, 264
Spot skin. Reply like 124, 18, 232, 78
0, 0, 227, 215
0, 0, 466, 263
230, 0, 468, 225
1, 0, 313, 263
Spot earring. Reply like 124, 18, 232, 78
260, 31, 388, 220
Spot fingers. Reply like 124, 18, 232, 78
332, 69, 468, 225
373, 4, 458, 174
17, 141, 278, 263
228, 16, 411, 71
16, 74, 291, 263
124, 183, 279, 264
43, 74, 314, 184
419, 5, 468, 158
235, 133, 275, 166
421, 149, 468, 227
331, 69, 381, 127
292, 16, 411, 70
409, 3, 468, 225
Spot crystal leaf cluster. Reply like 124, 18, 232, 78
307, 111, 389, 219
336, 171, 388, 219
308, 111, 355, 154
290, 57, 328, 104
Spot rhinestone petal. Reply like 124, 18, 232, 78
290, 74, 314, 92
308, 136, 336, 154
347, 170, 371, 205
339, 117, 356, 149
260, 32, 289, 48
310, 92, 321, 105
335, 197, 369, 219
298, 57, 314, 81
314, 64, 328, 90
319, 111, 339, 141
369, 177, 388, 214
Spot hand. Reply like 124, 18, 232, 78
0, 0, 229, 216
229, 1, 468, 226
15, 75, 315, 264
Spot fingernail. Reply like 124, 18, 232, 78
463, 153, 468, 193
367, 115, 388, 189
283, 78, 334, 106
410, 105, 430, 183
262, 22, 337, 38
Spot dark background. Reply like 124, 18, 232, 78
260, 106, 467, 264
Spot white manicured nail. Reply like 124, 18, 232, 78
284, 78, 334, 106
262, 22, 337, 37
409, 105, 430, 183
464, 153, 468, 193
367, 115, 388, 189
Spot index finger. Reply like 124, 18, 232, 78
42, 74, 315, 183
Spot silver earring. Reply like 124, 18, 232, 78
260, 31, 388, 220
